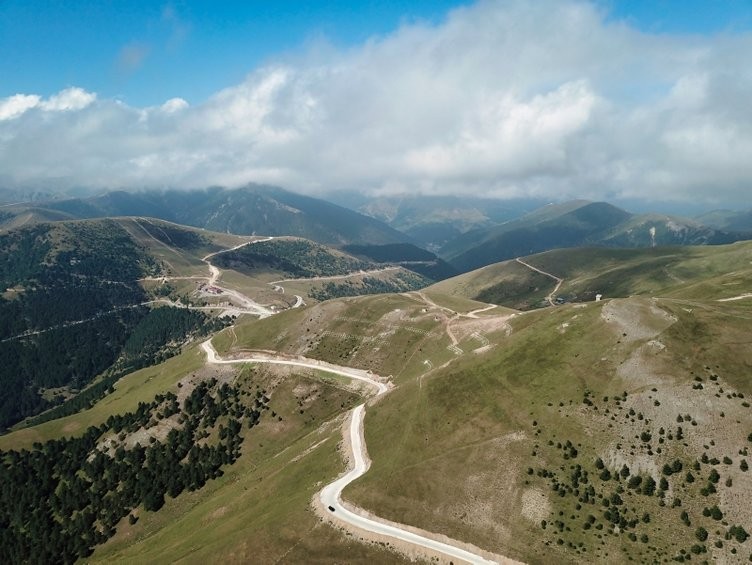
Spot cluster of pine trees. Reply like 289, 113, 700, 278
0, 378, 267, 564
0, 220, 233, 429
309, 271, 428, 301
21, 309, 228, 430
0, 308, 146, 429
0, 221, 160, 429
123, 307, 227, 361
214, 238, 373, 278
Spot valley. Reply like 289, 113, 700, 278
0, 204, 750, 564
126, 235, 752, 563
0, 222, 518, 563
101, 242, 519, 564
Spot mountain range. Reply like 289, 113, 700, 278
0, 187, 751, 564
328, 192, 544, 250
438, 200, 747, 272
0, 185, 410, 247
696, 208, 752, 232
1, 186, 751, 280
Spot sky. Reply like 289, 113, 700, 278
1, 0, 751, 207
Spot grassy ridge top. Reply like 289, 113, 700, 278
430, 241, 752, 309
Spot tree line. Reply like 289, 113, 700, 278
0, 220, 227, 430
0, 378, 267, 564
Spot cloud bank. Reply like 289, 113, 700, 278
1, 0, 751, 205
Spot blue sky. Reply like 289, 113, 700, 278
1, 1, 470, 105
1, 1, 751, 206
2, 0, 750, 106
607, 0, 752, 33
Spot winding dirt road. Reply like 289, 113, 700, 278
515, 258, 563, 306
466, 304, 498, 318
718, 293, 752, 302
31, 233, 506, 562
200, 338, 501, 564
201, 237, 273, 276
200, 339, 386, 389
151, 237, 418, 318
201, 237, 308, 313
318, 405, 500, 565
146, 236, 281, 318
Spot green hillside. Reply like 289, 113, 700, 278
210, 238, 434, 302
0, 217, 262, 431
1, 232, 751, 563
0, 220, 158, 429
119, 249, 752, 562
348, 293, 752, 563
0, 218, 437, 432
213, 237, 373, 279
432, 241, 752, 309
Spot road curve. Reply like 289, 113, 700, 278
319, 405, 499, 565
515, 258, 563, 306
200, 340, 387, 392
201, 238, 276, 317
203, 237, 309, 312
200, 338, 500, 565
718, 292, 752, 302
466, 304, 498, 318
201, 236, 274, 264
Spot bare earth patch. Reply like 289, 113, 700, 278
62, 422, 81, 434
601, 298, 676, 342
451, 314, 514, 342
520, 488, 551, 524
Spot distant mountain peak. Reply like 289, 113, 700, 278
440, 199, 744, 272
5, 185, 412, 247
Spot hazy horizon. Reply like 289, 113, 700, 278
2, 182, 747, 219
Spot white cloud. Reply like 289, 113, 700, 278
40, 87, 96, 112
0, 94, 41, 121
1, 0, 751, 206
160, 98, 189, 113
0, 88, 96, 122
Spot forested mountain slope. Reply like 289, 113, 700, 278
0, 221, 154, 428
212, 237, 374, 279
0, 219, 229, 430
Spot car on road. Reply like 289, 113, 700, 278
328, 505, 335, 512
